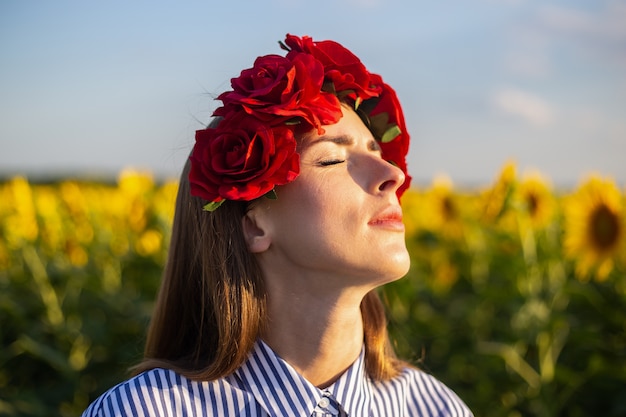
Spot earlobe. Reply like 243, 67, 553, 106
242, 209, 272, 253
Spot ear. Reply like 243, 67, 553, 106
242, 207, 272, 253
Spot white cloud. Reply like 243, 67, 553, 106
536, 1, 626, 68
502, 1, 626, 80
538, 2, 626, 41
538, 5, 594, 34
492, 87, 555, 126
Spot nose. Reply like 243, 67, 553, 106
373, 157, 406, 195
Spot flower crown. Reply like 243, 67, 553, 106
189, 34, 411, 211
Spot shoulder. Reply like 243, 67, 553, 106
81, 368, 187, 417
81, 368, 259, 417
391, 366, 474, 417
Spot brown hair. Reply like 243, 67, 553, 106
133, 149, 404, 382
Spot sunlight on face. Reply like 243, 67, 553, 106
250, 106, 410, 292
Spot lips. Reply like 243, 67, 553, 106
368, 206, 405, 231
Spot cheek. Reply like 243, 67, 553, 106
271, 191, 346, 247
271, 170, 362, 237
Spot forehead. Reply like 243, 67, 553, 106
298, 106, 374, 150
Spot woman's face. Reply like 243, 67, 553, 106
248, 105, 410, 291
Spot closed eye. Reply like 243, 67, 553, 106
319, 159, 345, 166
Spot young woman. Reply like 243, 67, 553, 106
82, 34, 473, 416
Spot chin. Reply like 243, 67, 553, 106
391, 264, 411, 282
395, 256, 411, 278
379, 253, 411, 284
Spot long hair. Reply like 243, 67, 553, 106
133, 154, 404, 382
133, 159, 265, 379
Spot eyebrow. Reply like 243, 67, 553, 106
307, 135, 381, 151
310, 135, 354, 146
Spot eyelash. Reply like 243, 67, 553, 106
319, 159, 345, 166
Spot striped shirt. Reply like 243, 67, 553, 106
82, 340, 473, 416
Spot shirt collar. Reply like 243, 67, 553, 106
234, 340, 371, 417
325, 347, 372, 416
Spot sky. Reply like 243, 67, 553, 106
1, 0, 625, 189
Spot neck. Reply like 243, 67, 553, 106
260, 282, 367, 388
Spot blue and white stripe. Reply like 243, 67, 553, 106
82, 340, 473, 416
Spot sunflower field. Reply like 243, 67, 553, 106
1, 163, 625, 416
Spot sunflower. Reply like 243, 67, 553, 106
400, 188, 423, 238
424, 175, 466, 239
481, 161, 517, 222
563, 176, 625, 281
3, 176, 39, 248
515, 172, 556, 230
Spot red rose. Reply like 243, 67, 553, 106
189, 113, 300, 204
284, 34, 380, 102
189, 34, 412, 208
215, 53, 342, 133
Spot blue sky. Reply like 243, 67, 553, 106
1, 0, 625, 188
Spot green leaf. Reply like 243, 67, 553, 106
369, 113, 389, 139
203, 200, 225, 211
381, 124, 401, 143
284, 118, 301, 126
264, 189, 278, 200
278, 40, 290, 52
358, 97, 380, 115
336, 89, 356, 100
322, 81, 337, 95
